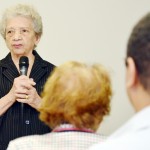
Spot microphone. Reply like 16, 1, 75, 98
19, 56, 29, 75
19, 56, 29, 119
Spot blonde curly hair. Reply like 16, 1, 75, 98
39, 61, 112, 131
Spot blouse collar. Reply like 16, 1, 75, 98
52, 124, 94, 133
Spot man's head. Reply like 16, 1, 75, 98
126, 13, 150, 111
39, 61, 112, 131
126, 13, 150, 92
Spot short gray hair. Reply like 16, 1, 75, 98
0, 4, 43, 38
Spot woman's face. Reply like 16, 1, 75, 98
5, 16, 40, 57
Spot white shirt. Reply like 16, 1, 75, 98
88, 106, 150, 150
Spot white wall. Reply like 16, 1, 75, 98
0, 0, 150, 135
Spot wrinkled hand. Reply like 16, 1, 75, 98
11, 75, 41, 109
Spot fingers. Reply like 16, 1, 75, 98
16, 75, 36, 88
16, 87, 39, 106
16, 94, 29, 103
15, 94, 27, 101
13, 75, 36, 102
14, 76, 36, 89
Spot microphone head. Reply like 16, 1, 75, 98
19, 56, 29, 75
19, 56, 29, 68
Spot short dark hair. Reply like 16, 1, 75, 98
127, 13, 150, 91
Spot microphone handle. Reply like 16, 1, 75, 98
20, 66, 28, 121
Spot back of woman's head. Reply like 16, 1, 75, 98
39, 61, 112, 131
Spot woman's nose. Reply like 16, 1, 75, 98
13, 30, 22, 40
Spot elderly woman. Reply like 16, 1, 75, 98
7, 61, 112, 150
0, 4, 55, 150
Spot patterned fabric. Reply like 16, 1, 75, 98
0, 50, 55, 150
7, 124, 106, 150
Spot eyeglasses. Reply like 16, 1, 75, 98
5, 27, 33, 37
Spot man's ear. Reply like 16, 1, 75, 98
126, 57, 138, 88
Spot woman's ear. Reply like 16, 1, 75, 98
126, 57, 138, 88
34, 35, 41, 46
